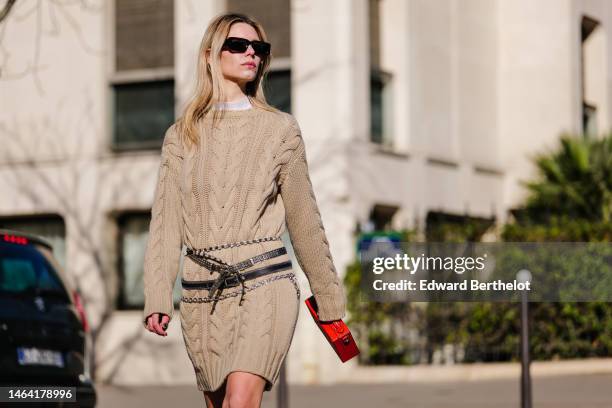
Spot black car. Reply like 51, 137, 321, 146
0, 229, 96, 407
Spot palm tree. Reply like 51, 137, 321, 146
519, 133, 612, 224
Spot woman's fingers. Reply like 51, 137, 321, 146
148, 313, 163, 336
152, 314, 164, 336
146, 313, 158, 333
145, 313, 169, 336
160, 314, 170, 335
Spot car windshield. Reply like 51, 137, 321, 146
0, 242, 69, 300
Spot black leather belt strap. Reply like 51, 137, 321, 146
181, 260, 293, 290
183, 243, 288, 303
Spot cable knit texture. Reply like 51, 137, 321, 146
142, 105, 347, 392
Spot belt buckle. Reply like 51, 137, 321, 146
224, 274, 240, 288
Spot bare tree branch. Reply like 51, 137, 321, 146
0, 0, 17, 24
0, 0, 103, 94
0, 90, 161, 382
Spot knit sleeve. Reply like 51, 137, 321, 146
279, 127, 347, 322
142, 124, 184, 328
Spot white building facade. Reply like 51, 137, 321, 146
0, 0, 609, 387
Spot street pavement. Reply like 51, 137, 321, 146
96, 373, 612, 408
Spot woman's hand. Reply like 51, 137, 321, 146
146, 313, 170, 336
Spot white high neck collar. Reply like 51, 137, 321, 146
213, 96, 252, 111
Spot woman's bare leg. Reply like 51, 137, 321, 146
223, 371, 266, 408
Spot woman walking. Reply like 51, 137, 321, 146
142, 12, 346, 408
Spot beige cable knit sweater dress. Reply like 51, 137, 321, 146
142, 102, 347, 392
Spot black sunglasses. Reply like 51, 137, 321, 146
222, 37, 271, 57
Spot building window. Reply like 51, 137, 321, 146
265, 69, 291, 113
113, 79, 175, 149
369, 0, 393, 146
369, 0, 381, 69
368, 203, 399, 232
0, 215, 66, 269
583, 102, 597, 138
580, 15, 601, 138
371, 69, 393, 146
111, 0, 175, 150
116, 212, 182, 309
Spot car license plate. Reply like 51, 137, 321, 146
17, 347, 64, 367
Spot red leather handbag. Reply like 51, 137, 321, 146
305, 295, 360, 362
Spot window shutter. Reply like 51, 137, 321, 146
115, 0, 174, 71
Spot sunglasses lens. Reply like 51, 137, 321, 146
223, 38, 270, 56
224, 38, 249, 53
252, 41, 271, 56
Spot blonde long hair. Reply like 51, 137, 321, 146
177, 12, 280, 149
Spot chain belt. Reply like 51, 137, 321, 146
182, 236, 293, 310
181, 273, 301, 305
